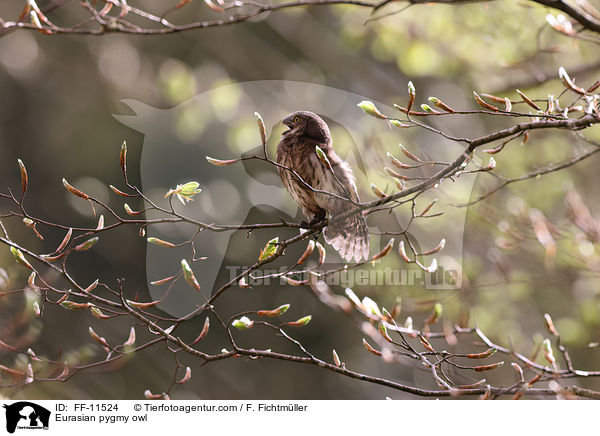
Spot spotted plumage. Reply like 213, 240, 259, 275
276, 111, 369, 262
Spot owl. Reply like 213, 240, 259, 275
276, 111, 369, 262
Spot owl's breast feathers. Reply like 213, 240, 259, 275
277, 137, 355, 218
276, 111, 369, 262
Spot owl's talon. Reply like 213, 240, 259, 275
302, 217, 326, 229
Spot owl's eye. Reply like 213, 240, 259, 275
294, 116, 300, 122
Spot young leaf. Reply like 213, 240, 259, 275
164, 182, 202, 205
297, 240, 315, 264
18, 159, 28, 195
10, 246, 32, 269
428, 96, 455, 113
192, 317, 210, 345
357, 100, 386, 119
371, 238, 394, 261
75, 237, 99, 252
287, 315, 312, 327
516, 89, 541, 110
257, 304, 290, 317
259, 237, 279, 260
120, 140, 127, 178
147, 237, 176, 248
181, 259, 201, 292
362, 338, 382, 356
255, 112, 267, 145
62, 179, 90, 200
407, 81, 416, 112
473, 91, 499, 112
206, 156, 239, 166
232, 316, 254, 330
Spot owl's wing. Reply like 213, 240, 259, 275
310, 149, 360, 214
310, 148, 370, 262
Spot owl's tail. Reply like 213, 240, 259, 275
324, 210, 370, 263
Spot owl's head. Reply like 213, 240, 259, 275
282, 111, 332, 144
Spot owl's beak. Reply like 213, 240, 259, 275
281, 116, 294, 133
282, 113, 293, 123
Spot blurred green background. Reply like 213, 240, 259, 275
1, 0, 600, 399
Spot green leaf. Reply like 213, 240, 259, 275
165, 181, 202, 205
10, 246, 32, 269
75, 237, 99, 252
181, 259, 201, 291
232, 316, 254, 330
357, 100, 386, 119
259, 237, 279, 260
147, 237, 176, 248
258, 304, 290, 317
289, 315, 312, 327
